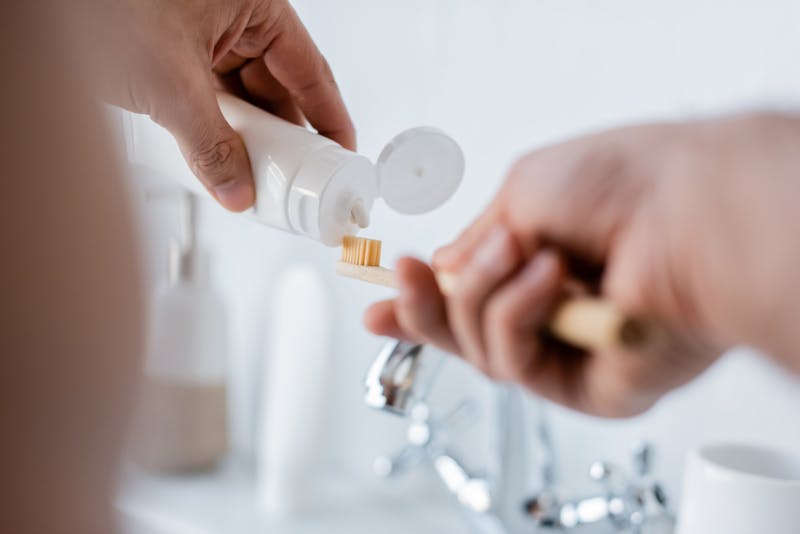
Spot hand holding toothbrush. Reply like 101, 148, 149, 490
365, 114, 800, 417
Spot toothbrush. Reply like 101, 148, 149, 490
336, 236, 649, 352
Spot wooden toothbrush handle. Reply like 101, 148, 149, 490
437, 272, 647, 351
546, 296, 648, 351
335, 262, 648, 351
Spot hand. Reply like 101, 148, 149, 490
73, 0, 355, 211
365, 114, 800, 417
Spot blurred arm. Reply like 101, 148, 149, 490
0, 3, 144, 532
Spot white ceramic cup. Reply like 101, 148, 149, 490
676, 443, 800, 534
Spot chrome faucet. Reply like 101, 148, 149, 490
526, 442, 674, 533
364, 339, 674, 534
364, 340, 444, 416
363, 340, 546, 530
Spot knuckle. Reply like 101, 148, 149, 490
189, 137, 236, 183
235, 2, 287, 56
236, 27, 271, 57
289, 57, 338, 105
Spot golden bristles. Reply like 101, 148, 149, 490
341, 236, 382, 267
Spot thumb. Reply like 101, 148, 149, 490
154, 73, 255, 212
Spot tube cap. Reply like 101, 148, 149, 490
376, 127, 464, 214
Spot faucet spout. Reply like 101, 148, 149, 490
364, 340, 444, 415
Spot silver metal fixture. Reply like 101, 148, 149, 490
373, 399, 493, 513
364, 340, 444, 415
364, 340, 674, 533
525, 441, 674, 533
364, 342, 541, 531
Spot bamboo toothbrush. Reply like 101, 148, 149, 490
336, 236, 649, 352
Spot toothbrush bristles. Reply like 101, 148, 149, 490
341, 236, 382, 266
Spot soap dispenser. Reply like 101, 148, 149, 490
130, 193, 229, 473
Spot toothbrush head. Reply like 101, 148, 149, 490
341, 236, 382, 267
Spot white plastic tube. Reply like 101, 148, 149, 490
125, 93, 376, 245
124, 93, 464, 246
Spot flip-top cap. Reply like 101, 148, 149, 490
376, 127, 464, 214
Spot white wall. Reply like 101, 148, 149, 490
137, 0, 800, 516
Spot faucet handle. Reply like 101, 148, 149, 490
589, 460, 631, 497
407, 398, 479, 455
586, 442, 672, 532
373, 444, 428, 478
437, 398, 479, 437
373, 402, 432, 477
372, 398, 479, 479
588, 441, 655, 490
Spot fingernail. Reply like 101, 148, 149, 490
471, 226, 512, 270
213, 180, 254, 212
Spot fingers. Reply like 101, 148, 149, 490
154, 67, 255, 212
364, 300, 404, 340
445, 226, 521, 372
213, 2, 354, 148
361, 248, 618, 415
482, 250, 563, 382
259, 4, 356, 149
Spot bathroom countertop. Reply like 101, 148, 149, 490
118, 458, 470, 534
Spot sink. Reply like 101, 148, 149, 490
118, 457, 470, 534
